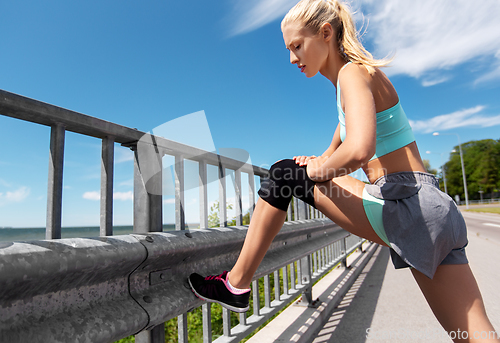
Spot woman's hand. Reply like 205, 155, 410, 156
306, 155, 329, 181
293, 155, 316, 166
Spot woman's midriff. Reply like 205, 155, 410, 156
362, 142, 427, 184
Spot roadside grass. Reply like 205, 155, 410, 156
464, 207, 500, 215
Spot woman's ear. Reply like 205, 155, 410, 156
321, 23, 334, 42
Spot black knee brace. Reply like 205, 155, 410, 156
257, 159, 316, 211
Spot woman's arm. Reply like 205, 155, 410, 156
307, 64, 377, 182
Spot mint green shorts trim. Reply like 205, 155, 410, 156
362, 187, 391, 246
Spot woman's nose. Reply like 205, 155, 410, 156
290, 51, 298, 64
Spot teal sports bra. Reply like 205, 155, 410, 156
337, 62, 415, 161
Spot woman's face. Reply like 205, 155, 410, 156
282, 22, 329, 78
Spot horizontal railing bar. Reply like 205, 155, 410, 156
0, 222, 361, 343
0, 235, 149, 343
0, 89, 143, 143
0, 89, 268, 177
162, 148, 267, 176
127, 219, 346, 329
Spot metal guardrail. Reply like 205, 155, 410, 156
0, 90, 364, 343
466, 199, 500, 205
0, 219, 363, 343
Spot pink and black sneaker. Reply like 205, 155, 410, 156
188, 271, 250, 313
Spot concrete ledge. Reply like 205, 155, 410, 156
247, 241, 378, 343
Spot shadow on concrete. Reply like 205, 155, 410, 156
311, 246, 390, 343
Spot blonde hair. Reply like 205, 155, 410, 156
281, 0, 390, 74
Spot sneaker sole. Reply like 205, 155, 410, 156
187, 277, 249, 313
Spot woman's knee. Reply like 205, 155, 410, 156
269, 159, 296, 181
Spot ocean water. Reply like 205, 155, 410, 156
0, 224, 200, 242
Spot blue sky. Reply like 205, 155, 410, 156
1, 0, 500, 228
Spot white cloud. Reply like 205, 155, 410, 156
421, 76, 450, 87
474, 50, 500, 84
227, 0, 297, 37
114, 191, 133, 201
475, 66, 500, 84
83, 190, 133, 201
119, 179, 134, 187
0, 186, 30, 205
83, 191, 100, 201
359, 0, 500, 80
409, 105, 500, 133
229, 0, 500, 81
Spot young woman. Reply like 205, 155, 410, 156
189, 0, 498, 340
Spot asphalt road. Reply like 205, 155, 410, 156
310, 209, 500, 343
461, 210, 500, 244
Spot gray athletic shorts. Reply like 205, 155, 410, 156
364, 171, 469, 279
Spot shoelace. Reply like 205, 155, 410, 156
205, 272, 225, 282
200, 272, 226, 298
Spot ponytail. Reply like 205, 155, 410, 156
282, 0, 390, 75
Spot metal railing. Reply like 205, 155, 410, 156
465, 198, 500, 206
0, 90, 364, 343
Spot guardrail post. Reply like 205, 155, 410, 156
175, 154, 185, 230
222, 308, 231, 337
133, 138, 164, 342
100, 136, 114, 236
135, 324, 165, 343
274, 270, 281, 301
283, 266, 289, 295
203, 303, 212, 343
46, 124, 65, 239
287, 201, 292, 221
297, 255, 314, 307
249, 173, 256, 220
264, 274, 271, 308
199, 160, 209, 229
341, 236, 348, 268
219, 162, 227, 227
235, 169, 243, 226
239, 312, 247, 327
178, 313, 188, 343
133, 138, 163, 234
252, 279, 260, 316
298, 200, 308, 220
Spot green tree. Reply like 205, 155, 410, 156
443, 139, 500, 200
208, 201, 233, 228
208, 201, 252, 227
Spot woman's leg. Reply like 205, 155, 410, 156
229, 174, 388, 289
313, 175, 389, 246
228, 199, 287, 289
412, 264, 499, 342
